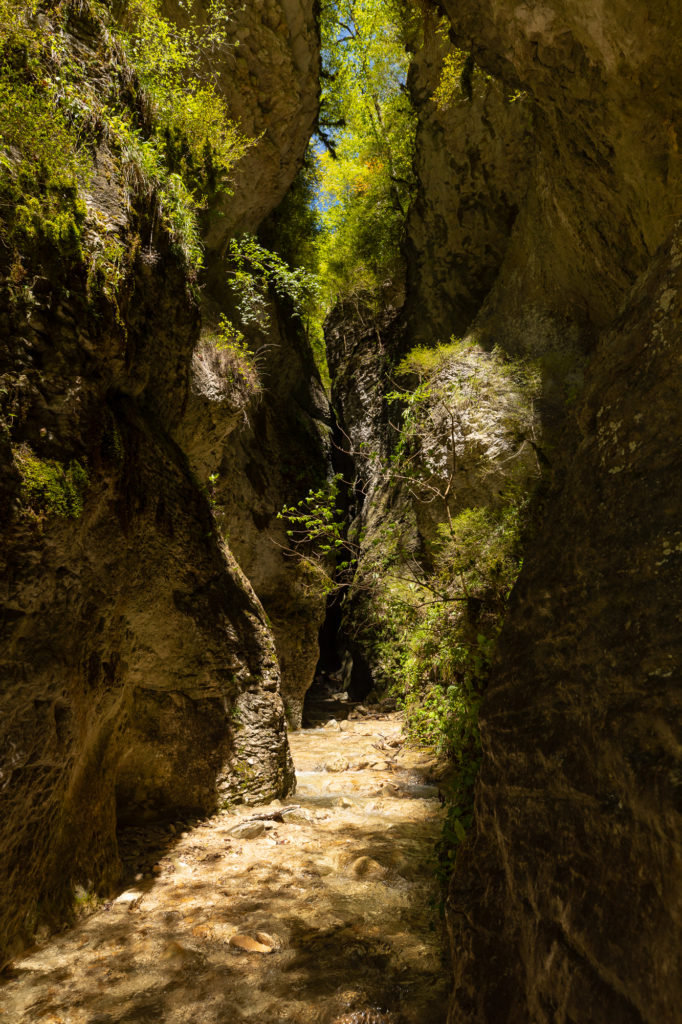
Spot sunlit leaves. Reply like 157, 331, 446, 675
315, 0, 418, 307
0, 0, 247, 276
119, 0, 249, 179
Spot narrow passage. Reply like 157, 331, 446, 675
1, 712, 449, 1024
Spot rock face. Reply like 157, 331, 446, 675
323, 303, 399, 690
405, 9, 532, 345
213, 301, 332, 728
439, 0, 682, 352
448, 222, 682, 1024
165, 0, 321, 249
414, 0, 682, 1020
0, 0, 318, 964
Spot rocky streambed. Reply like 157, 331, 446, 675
0, 714, 449, 1024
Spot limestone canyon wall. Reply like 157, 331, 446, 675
0, 0, 322, 964
420, 1, 682, 1020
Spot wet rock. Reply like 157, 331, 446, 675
325, 756, 349, 773
324, 719, 340, 730
229, 933, 274, 954
281, 807, 313, 825
229, 821, 266, 840
348, 856, 387, 880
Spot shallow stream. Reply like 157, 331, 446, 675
1, 713, 449, 1024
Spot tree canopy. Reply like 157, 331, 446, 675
314, 0, 418, 308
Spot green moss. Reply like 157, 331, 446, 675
14, 445, 89, 519
0, 0, 248, 287
101, 413, 125, 464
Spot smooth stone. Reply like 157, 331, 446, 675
281, 807, 312, 824
349, 855, 387, 879
229, 821, 266, 840
114, 890, 143, 906
229, 933, 274, 954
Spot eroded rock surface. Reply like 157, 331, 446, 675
439, 0, 682, 353
0, 0, 319, 965
422, 1, 682, 1020
447, 219, 682, 1024
405, 9, 532, 344
214, 302, 332, 728
166, 0, 320, 250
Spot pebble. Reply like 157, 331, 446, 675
324, 719, 339, 730
325, 756, 349, 772
339, 720, 349, 732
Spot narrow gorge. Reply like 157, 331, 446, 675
0, 1, 680, 1023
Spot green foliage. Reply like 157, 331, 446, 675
386, 338, 540, 489
277, 474, 351, 595
0, 20, 90, 263
351, 494, 526, 893
315, 0, 418, 307
260, 157, 331, 389
116, 0, 248, 185
228, 234, 320, 332
263, 156, 321, 274
394, 338, 475, 378
0, 0, 246, 284
14, 445, 89, 519
343, 338, 540, 885
429, 15, 494, 112
107, 112, 205, 269
196, 313, 261, 402
279, 474, 345, 554
432, 47, 470, 110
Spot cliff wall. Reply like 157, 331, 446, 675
0, 0, 322, 964
326, 1, 682, 1017
416, 1, 682, 1019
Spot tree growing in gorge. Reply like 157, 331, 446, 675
315, 0, 418, 308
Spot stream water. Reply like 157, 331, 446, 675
1, 712, 449, 1024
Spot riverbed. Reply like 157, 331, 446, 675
1, 713, 449, 1024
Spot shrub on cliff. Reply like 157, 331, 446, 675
0, 0, 247, 282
